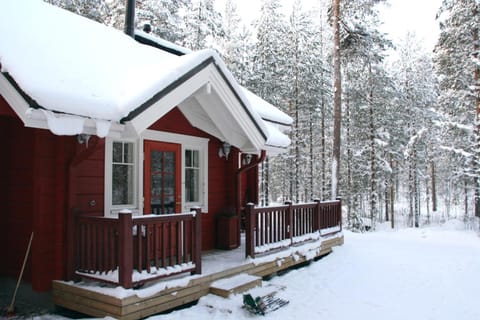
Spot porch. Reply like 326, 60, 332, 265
53, 200, 343, 319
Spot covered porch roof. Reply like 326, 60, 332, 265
0, 0, 292, 155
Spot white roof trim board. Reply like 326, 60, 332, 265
0, 0, 291, 154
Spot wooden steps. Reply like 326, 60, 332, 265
209, 274, 262, 297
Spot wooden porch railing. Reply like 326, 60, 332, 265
245, 198, 342, 258
75, 208, 202, 289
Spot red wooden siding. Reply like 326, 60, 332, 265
0, 109, 77, 291
0, 115, 35, 280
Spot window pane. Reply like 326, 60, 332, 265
113, 142, 122, 163
151, 150, 163, 173
112, 164, 133, 205
124, 142, 134, 163
185, 150, 192, 167
164, 152, 175, 173
192, 150, 199, 167
186, 168, 199, 202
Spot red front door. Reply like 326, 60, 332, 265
144, 141, 181, 214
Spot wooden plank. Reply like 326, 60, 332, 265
122, 289, 207, 320
121, 283, 210, 316
209, 274, 262, 298
189, 262, 255, 286
53, 281, 123, 306
54, 295, 118, 319
53, 290, 121, 316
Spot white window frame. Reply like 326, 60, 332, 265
141, 130, 209, 213
104, 138, 139, 216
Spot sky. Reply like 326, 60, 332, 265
217, 0, 442, 51
378, 0, 442, 51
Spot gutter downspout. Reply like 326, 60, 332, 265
124, 0, 135, 38
235, 150, 266, 245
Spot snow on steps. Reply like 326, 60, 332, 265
209, 274, 262, 298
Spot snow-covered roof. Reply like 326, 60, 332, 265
0, 0, 291, 154
134, 30, 293, 129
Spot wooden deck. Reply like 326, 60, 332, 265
53, 234, 344, 319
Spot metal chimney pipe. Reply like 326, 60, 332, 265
124, 0, 135, 38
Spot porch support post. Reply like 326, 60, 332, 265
313, 199, 321, 232
245, 203, 255, 258
192, 207, 202, 275
336, 197, 343, 231
285, 201, 293, 244
118, 211, 133, 289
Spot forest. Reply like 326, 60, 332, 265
45, 0, 480, 231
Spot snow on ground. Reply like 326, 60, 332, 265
147, 221, 480, 320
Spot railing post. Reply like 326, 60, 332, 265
118, 210, 133, 289
284, 201, 293, 244
192, 207, 202, 274
336, 197, 343, 231
245, 203, 255, 258
313, 199, 321, 232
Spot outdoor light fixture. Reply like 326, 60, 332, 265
218, 142, 231, 160
243, 153, 253, 165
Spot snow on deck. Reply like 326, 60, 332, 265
66, 232, 342, 300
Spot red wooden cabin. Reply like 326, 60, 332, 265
0, 3, 344, 300
0, 1, 293, 292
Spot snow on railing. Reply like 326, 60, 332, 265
245, 199, 342, 258
75, 208, 202, 289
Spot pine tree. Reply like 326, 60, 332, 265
434, 0, 480, 221
331, 0, 342, 200
135, 0, 190, 42
45, 0, 111, 23
217, 0, 253, 85
249, 0, 289, 205
339, 0, 390, 229
182, 0, 224, 50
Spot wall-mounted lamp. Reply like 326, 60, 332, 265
218, 142, 231, 160
77, 133, 91, 146
243, 153, 253, 165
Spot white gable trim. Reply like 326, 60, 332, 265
124, 60, 267, 153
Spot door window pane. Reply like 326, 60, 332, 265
150, 150, 176, 214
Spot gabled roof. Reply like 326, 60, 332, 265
0, 0, 291, 154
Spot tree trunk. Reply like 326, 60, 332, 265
413, 148, 419, 228
331, 0, 342, 199
346, 95, 352, 226
369, 64, 376, 229
431, 161, 437, 213
464, 178, 469, 221
408, 161, 414, 227
319, 5, 327, 201
309, 109, 314, 201
390, 157, 395, 229
474, 4, 480, 218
